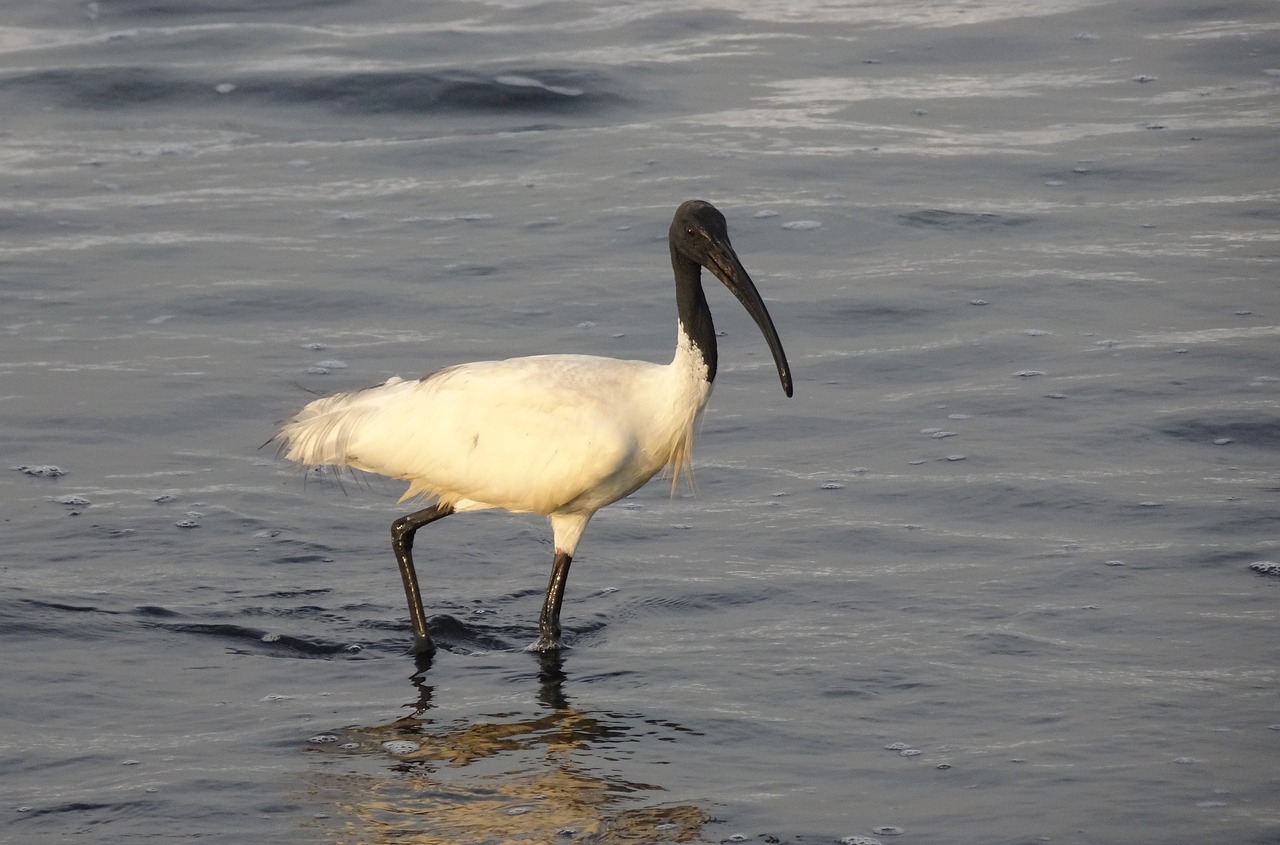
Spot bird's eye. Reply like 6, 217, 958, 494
685, 227, 696, 236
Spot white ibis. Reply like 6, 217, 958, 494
274, 200, 792, 654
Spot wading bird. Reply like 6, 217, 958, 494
274, 200, 792, 655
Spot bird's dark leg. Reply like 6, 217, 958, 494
530, 550, 572, 652
390, 503, 453, 655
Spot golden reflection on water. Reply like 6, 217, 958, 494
301, 655, 708, 844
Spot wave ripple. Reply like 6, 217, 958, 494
3, 66, 616, 114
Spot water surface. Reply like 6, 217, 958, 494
2, 1, 1278, 842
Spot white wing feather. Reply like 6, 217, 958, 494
276, 354, 704, 515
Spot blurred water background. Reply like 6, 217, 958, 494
2, 0, 1278, 842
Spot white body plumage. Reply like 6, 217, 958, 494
278, 328, 712, 556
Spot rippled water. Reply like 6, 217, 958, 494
3, 1, 1278, 843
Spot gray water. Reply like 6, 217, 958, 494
3, 1, 1278, 843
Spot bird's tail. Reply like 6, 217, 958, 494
273, 376, 412, 469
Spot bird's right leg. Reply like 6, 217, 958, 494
390, 503, 454, 654
530, 550, 572, 653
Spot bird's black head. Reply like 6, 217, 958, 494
669, 199, 730, 264
668, 199, 793, 398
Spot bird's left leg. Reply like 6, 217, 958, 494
529, 550, 572, 652
390, 503, 454, 654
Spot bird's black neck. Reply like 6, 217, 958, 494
672, 247, 717, 383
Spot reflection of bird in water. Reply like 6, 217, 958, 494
301, 657, 708, 843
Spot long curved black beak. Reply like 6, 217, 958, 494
704, 239, 794, 398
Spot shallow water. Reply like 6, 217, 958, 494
3, 0, 1279, 842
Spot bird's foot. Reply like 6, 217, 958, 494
407, 633, 437, 657
525, 635, 567, 654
